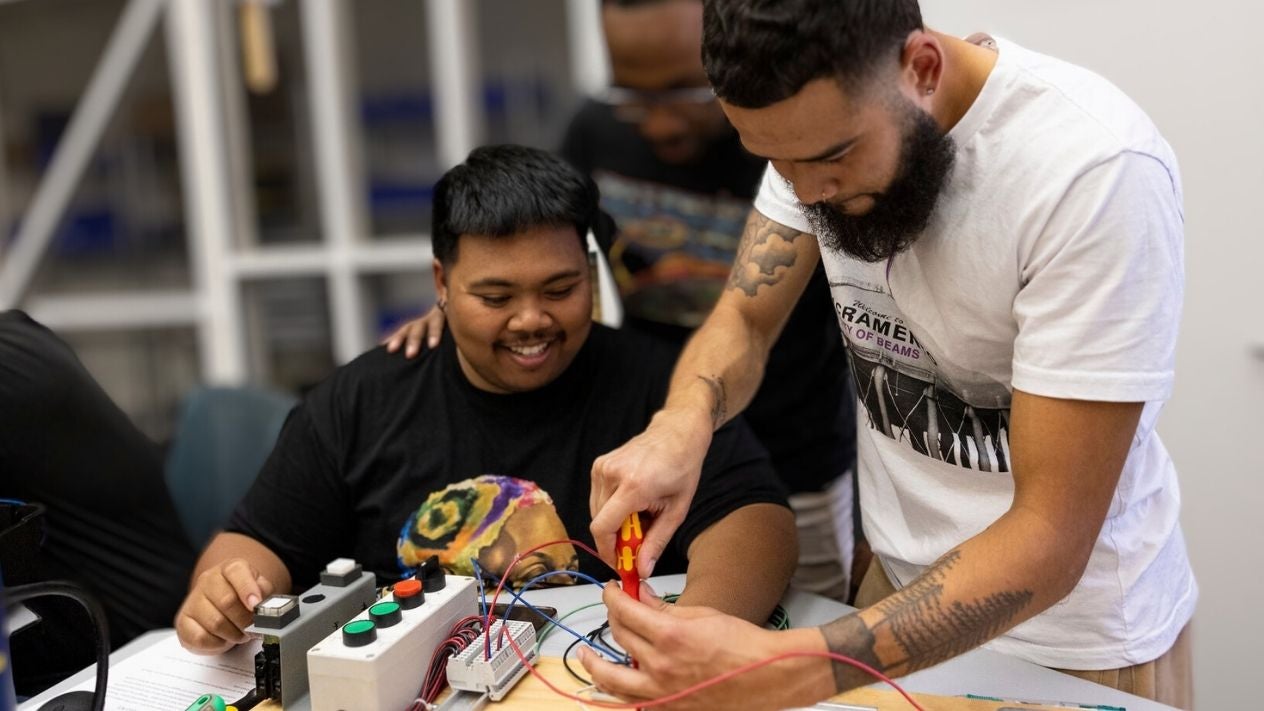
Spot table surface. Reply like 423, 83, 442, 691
22, 574, 1177, 710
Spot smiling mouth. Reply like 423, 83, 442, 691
507, 342, 549, 357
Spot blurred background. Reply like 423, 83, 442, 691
0, 0, 1258, 707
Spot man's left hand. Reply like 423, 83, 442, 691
578, 583, 836, 710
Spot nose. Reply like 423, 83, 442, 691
637, 104, 688, 143
508, 298, 554, 334
773, 160, 839, 205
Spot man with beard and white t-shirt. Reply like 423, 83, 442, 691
579, 1, 1196, 709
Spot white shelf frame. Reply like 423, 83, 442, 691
0, 0, 605, 385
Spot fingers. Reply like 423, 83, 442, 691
589, 488, 634, 570
577, 646, 659, 701
382, 306, 446, 357
404, 324, 423, 358
423, 307, 445, 350
177, 560, 266, 653
175, 612, 233, 655
222, 559, 266, 611
637, 501, 688, 579
382, 323, 408, 352
603, 582, 676, 648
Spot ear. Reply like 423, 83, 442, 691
900, 30, 944, 100
432, 258, 448, 305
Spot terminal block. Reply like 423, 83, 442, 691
446, 619, 537, 701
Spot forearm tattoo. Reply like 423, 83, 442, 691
697, 375, 728, 429
726, 212, 808, 297
819, 551, 1034, 691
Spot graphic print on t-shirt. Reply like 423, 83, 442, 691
830, 273, 1013, 472
396, 475, 579, 587
595, 171, 750, 329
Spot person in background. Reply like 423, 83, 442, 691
386, 0, 862, 603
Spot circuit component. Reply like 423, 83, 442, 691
446, 619, 537, 701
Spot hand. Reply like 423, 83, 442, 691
578, 583, 836, 710
175, 558, 275, 655
589, 408, 712, 578
382, 305, 446, 358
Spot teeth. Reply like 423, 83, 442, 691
508, 342, 548, 357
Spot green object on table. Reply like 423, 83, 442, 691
184, 693, 227, 711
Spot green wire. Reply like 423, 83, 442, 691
536, 601, 607, 651
536, 591, 791, 654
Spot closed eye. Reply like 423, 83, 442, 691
545, 285, 577, 299
478, 294, 510, 307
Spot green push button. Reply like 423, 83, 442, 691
342, 619, 377, 647
369, 601, 402, 628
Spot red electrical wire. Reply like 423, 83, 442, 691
481, 538, 928, 710
501, 628, 928, 711
485, 538, 612, 659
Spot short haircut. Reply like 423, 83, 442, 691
702, 0, 923, 108
431, 144, 599, 265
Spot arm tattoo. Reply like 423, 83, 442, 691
819, 550, 1034, 691
727, 212, 807, 297
697, 375, 727, 429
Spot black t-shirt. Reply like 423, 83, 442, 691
559, 100, 856, 493
0, 311, 196, 692
227, 325, 786, 589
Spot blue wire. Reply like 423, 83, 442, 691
0, 498, 28, 507
494, 570, 628, 663
470, 558, 488, 620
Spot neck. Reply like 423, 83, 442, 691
928, 30, 998, 133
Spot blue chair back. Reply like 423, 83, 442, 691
164, 386, 296, 549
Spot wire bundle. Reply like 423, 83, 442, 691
408, 614, 485, 710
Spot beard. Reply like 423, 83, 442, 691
801, 101, 956, 262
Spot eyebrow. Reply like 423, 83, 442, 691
745, 137, 859, 164
468, 270, 584, 289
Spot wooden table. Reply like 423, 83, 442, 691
257, 656, 1058, 710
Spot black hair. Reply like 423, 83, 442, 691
431, 144, 599, 265
702, 0, 923, 108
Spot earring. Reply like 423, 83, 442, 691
925, 87, 935, 96
436, 298, 447, 311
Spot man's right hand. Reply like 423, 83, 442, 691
175, 558, 275, 655
590, 406, 714, 579
382, 305, 446, 358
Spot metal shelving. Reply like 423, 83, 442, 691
0, 0, 607, 393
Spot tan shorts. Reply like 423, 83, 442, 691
854, 561, 1193, 709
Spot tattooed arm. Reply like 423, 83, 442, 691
821, 391, 1143, 691
580, 392, 1144, 710
589, 210, 819, 574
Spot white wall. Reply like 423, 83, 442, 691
921, 2, 1264, 707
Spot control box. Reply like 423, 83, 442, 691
306, 572, 477, 711
446, 619, 536, 701
245, 558, 377, 707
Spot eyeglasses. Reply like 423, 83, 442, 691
596, 86, 717, 122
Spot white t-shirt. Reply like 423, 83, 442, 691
754, 36, 1196, 669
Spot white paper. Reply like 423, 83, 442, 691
71, 635, 259, 711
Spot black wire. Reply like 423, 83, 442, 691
562, 635, 592, 686
230, 689, 262, 710
6, 581, 109, 711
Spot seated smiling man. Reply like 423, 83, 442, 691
175, 144, 796, 655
